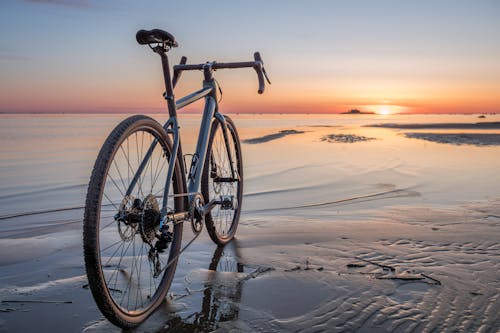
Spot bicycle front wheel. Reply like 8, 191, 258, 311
201, 115, 243, 245
83, 115, 184, 328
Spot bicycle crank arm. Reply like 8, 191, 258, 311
202, 195, 234, 214
202, 199, 220, 215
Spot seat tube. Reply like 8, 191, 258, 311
155, 49, 177, 117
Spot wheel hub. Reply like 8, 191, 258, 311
114, 194, 160, 244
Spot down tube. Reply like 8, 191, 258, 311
188, 96, 216, 199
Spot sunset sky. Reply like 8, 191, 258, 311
1, 0, 499, 114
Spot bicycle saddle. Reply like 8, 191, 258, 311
136, 29, 178, 48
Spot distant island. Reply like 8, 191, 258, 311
341, 109, 375, 115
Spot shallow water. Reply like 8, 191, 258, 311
1, 113, 499, 219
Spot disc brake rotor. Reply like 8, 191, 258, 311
190, 193, 204, 234
116, 196, 137, 241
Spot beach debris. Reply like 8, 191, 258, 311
373, 271, 441, 285
1, 300, 72, 304
239, 266, 274, 282
284, 265, 324, 272
243, 130, 305, 144
354, 257, 395, 272
376, 274, 424, 281
84, 283, 122, 293
109, 288, 123, 294
304, 258, 311, 270
285, 258, 324, 272
347, 257, 442, 285
347, 263, 367, 268
374, 272, 441, 285
420, 273, 441, 285
171, 290, 191, 301
320, 134, 375, 143
0, 307, 17, 312
285, 266, 301, 272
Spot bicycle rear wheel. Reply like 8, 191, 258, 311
83, 115, 184, 328
201, 115, 243, 245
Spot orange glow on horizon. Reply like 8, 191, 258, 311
1, 66, 499, 114
378, 108, 391, 115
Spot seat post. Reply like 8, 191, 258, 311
153, 46, 177, 117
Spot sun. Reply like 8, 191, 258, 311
378, 108, 391, 115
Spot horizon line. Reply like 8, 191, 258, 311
0, 111, 498, 116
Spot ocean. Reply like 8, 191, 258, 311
1, 113, 499, 332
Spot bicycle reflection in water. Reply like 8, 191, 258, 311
161, 239, 245, 332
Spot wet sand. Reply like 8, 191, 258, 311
404, 133, 500, 146
367, 122, 500, 129
243, 129, 305, 144
367, 121, 500, 146
1, 114, 499, 332
1, 201, 498, 332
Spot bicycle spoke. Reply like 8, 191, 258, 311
135, 242, 145, 309
112, 159, 127, 194
101, 238, 124, 253
152, 153, 168, 189
107, 174, 126, 199
100, 217, 118, 231
102, 192, 119, 211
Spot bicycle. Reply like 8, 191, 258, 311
83, 29, 270, 328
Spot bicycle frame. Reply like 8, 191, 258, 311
126, 47, 238, 226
